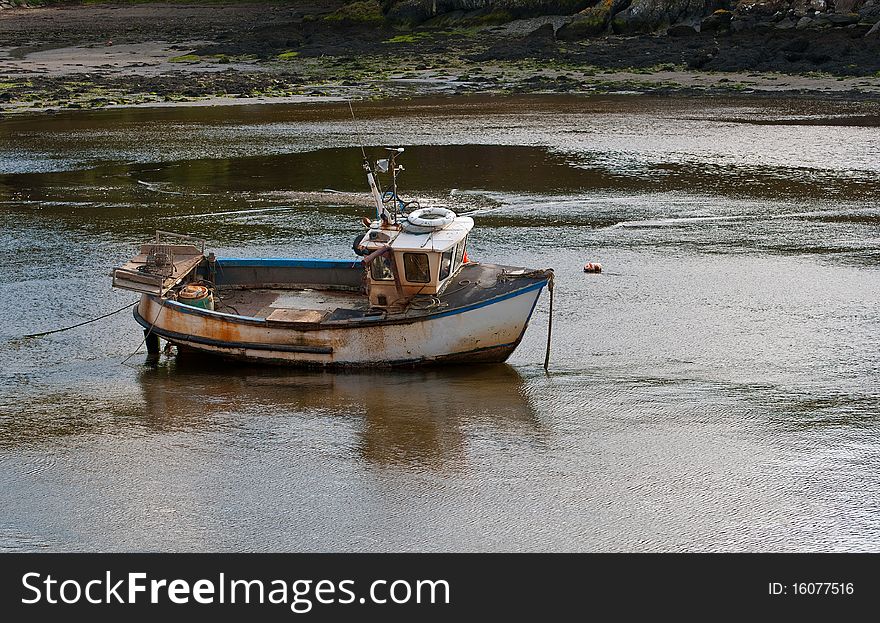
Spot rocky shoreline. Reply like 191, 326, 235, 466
1, 1, 878, 114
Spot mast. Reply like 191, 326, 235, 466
363, 159, 393, 227
363, 147, 406, 229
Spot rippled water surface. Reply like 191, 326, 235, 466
1, 95, 879, 551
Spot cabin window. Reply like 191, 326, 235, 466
370, 255, 395, 281
403, 252, 430, 283
455, 237, 467, 266
439, 249, 454, 281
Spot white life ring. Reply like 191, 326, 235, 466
403, 207, 456, 233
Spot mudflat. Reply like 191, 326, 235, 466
2, 1, 879, 114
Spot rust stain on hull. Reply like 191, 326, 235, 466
137, 278, 543, 368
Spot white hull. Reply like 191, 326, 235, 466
136, 282, 545, 367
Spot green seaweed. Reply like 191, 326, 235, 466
383, 32, 434, 44
169, 54, 201, 63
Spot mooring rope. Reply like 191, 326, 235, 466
23, 302, 137, 339
544, 272, 554, 372
121, 298, 165, 367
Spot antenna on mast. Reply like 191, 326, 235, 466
348, 99, 392, 225
347, 99, 368, 161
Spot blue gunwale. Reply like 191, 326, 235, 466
216, 258, 362, 269
149, 277, 548, 328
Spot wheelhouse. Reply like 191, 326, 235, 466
358, 216, 473, 309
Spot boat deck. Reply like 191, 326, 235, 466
210, 263, 550, 325
215, 287, 370, 320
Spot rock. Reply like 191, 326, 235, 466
827, 13, 860, 25
557, 0, 628, 40
782, 37, 809, 51
382, 0, 435, 25
833, 0, 862, 12
732, 0, 790, 17
808, 0, 826, 10
796, 15, 813, 28
612, 0, 712, 35
525, 22, 556, 41
859, 1, 880, 22
687, 49, 714, 68
667, 22, 698, 35
866, 20, 880, 36
775, 16, 796, 27
470, 15, 560, 60
845, 22, 871, 36
383, 1, 593, 26
702, 9, 733, 32
730, 16, 756, 31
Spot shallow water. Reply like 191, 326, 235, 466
1, 94, 879, 552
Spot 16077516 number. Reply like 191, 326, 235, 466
794, 583, 854, 596
768, 582, 854, 596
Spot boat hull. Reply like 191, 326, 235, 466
134, 279, 546, 367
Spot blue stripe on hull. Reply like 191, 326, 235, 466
150, 277, 549, 325
431, 280, 547, 319
216, 258, 362, 270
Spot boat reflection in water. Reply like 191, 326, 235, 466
137, 358, 546, 469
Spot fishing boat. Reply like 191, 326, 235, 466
111, 148, 554, 367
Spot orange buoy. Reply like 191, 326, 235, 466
583, 262, 602, 273
462, 250, 469, 263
